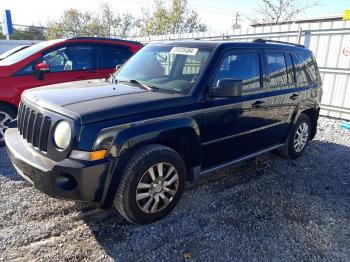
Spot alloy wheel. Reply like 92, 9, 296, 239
0, 111, 13, 143
136, 162, 179, 214
293, 122, 309, 153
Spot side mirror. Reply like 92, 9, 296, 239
210, 79, 243, 97
34, 62, 50, 80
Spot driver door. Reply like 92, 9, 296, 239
201, 49, 283, 169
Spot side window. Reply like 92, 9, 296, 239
43, 46, 94, 72
43, 47, 69, 72
101, 46, 132, 69
295, 53, 318, 84
15, 62, 35, 76
67, 46, 94, 71
212, 52, 261, 90
285, 53, 295, 83
266, 52, 288, 86
14, 58, 42, 76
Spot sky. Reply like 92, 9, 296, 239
1, 0, 349, 33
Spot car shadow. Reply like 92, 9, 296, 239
80, 140, 350, 261
1, 140, 349, 261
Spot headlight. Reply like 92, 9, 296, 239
54, 121, 72, 150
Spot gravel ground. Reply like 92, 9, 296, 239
0, 116, 349, 262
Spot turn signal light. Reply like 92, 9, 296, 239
89, 150, 107, 161
70, 149, 107, 161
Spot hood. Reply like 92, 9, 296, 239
23, 79, 192, 124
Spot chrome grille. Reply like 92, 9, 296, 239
17, 102, 52, 152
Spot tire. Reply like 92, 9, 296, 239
279, 113, 311, 159
114, 144, 187, 224
0, 104, 17, 147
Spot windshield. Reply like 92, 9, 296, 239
0, 40, 61, 66
114, 44, 212, 95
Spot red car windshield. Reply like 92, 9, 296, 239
0, 40, 61, 66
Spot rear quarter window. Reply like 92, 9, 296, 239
295, 52, 319, 84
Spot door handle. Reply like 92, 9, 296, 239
290, 94, 299, 100
252, 100, 265, 108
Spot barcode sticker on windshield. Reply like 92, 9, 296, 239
170, 47, 198, 56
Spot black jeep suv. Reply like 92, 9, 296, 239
5, 39, 322, 224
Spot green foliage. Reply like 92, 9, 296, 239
141, 0, 207, 35
47, 3, 139, 39
47, 9, 104, 39
0, 26, 47, 40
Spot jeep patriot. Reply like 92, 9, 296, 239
5, 39, 322, 224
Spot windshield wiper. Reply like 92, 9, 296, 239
119, 79, 158, 91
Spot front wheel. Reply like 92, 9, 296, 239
279, 113, 311, 159
114, 144, 186, 224
0, 105, 17, 147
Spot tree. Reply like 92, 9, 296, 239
47, 3, 139, 39
142, 0, 207, 35
99, 2, 121, 37
251, 0, 320, 25
99, 2, 139, 38
47, 9, 104, 39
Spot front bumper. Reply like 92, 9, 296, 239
5, 128, 110, 204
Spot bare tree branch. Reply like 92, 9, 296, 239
248, 0, 320, 25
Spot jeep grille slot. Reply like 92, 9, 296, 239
17, 101, 52, 152
32, 114, 43, 148
26, 110, 36, 144
22, 107, 31, 140
40, 117, 51, 152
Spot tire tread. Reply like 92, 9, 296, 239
114, 144, 183, 223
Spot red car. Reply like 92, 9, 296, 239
0, 37, 143, 145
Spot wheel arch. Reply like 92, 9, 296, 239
300, 107, 320, 140
0, 100, 18, 113
99, 117, 201, 207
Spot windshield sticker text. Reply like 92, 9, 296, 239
170, 47, 198, 56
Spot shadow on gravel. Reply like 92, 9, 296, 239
1, 140, 349, 261
0, 147, 24, 181
81, 140, 350, 261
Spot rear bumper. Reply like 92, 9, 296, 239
5, 128, 110, 204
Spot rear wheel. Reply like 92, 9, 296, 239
279, 113, 311, 159
114, 144, 186, 224
0, 104, 17, 146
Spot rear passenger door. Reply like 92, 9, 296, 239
263, 50, 299, 138
96, 45, 133, 78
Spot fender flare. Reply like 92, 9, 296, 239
98, 117, 201, 207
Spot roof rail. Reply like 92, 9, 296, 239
253, 38, 305, 48
66, 37, 142, 45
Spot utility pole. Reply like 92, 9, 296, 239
232, 12, 241, 29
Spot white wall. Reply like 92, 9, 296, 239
0, 40, 41, 54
